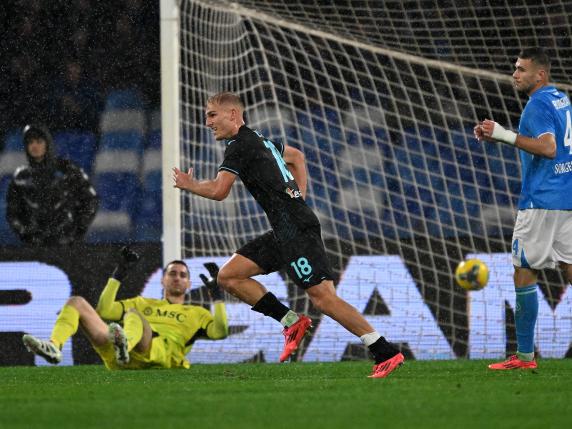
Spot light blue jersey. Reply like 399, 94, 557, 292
518, 85, 572, 210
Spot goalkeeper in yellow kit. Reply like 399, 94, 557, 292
22, 247, 228, 369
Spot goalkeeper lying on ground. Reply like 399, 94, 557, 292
22, 247, 228, 369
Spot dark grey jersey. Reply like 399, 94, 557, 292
219, 125, 319, 242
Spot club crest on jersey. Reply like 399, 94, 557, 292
285, 187, 301, 198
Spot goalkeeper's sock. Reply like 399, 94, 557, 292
50, 305, 80, 350
123, 311, 144, 352
515, 284, 538, 359
251, 292, 291, 324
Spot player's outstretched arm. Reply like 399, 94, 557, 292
200, 262, 224, 302
475, 119, 556, 158
96, 247, 140, 320
95, 279, 123, 320
199, 262, 229, 339
172, 167, 236, 201
207, 301, 229, 339
283, 145, 307, 198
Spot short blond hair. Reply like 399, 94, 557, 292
207, 92, 245, 110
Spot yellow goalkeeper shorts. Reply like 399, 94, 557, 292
93, 336, 190, 370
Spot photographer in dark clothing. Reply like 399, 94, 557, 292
6, 124, 98, 246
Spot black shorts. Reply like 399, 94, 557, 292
236, 227, 334, 289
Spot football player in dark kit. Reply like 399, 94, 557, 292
173, 92, 403, 377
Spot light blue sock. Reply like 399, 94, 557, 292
515, 284, 538, 357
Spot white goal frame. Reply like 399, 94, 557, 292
160, 0, 182, 265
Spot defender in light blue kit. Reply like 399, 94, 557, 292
475, 47, 572, 370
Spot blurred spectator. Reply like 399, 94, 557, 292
49, 60, 102, 132
1, 55, 50, 131
6, 124, 98, 246
0, 1, 159, 136
1, 2, 60, 132
98, 1, 160, 105
103, 12, 147, 93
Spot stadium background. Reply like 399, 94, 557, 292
1, 0, 571, 366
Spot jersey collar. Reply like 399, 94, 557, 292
227, 125, 247, 145
530, 85, 556, 98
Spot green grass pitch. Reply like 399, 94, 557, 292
1, 360, 571, 429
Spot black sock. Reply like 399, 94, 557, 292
368, 337, 400, 364
251, 292, 290, 322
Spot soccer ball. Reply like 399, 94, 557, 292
454, 258, 489, 291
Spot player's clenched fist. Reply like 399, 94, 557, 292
473, 121, 485, 141
474, 119, 517, 145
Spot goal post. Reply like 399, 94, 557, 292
160, 0, 182, 265
163, 0, 572, 362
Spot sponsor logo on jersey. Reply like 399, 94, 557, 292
285, 187, 302, 198
552, 97, 570, 109
554, 161, 572, 175
155, 309, 186, 322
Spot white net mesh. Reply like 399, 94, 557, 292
177, 0, 572, 361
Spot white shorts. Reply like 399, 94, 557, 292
512, 209, 572, 270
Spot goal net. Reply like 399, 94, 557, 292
171, 0, 572, 362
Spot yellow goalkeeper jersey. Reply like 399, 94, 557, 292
96, 278, 228, 367
120, 295, 218, 351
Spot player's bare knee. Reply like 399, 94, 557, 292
560, 262, 572, 284
216, 267, 237, 292
66, 295, 89, 310
513, 267, 537, 287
